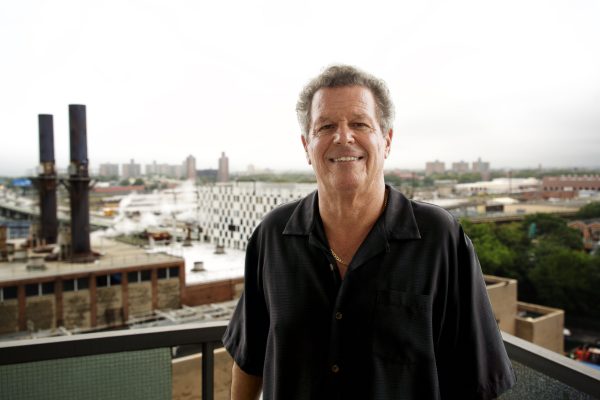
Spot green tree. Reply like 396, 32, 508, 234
528, 243, 600, 319
384, 174, 403, 187
462, 221, 518, 276
575, 201, 600, 219
524, 213, 583, 250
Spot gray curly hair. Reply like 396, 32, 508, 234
296, 64, 395, 139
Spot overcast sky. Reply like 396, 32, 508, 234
1, 0, 599, 177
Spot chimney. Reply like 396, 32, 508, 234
66, 104, 93, 261
36, 114, 59, 244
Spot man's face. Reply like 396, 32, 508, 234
301, 86, 392, 194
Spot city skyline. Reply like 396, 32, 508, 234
4, 152, 600, 179
1, 0, 599, 176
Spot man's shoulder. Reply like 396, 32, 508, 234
409, 199, 460, 235
262, 199, 302, 226
257, 192, 313, 234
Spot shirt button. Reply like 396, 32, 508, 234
331, 364, 340, 373
335, 312, 343, 320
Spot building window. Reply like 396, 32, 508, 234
41, 282, 54, 295
0, 286, 18, 301
128, 270, 151, 283
77, 277, 89, 290
96, 275, 109, 288
127, 271, 139, 283
63, 278, 89, 292
63, 279, 75, 292
139, 269, 151, 282
156, 267, 179, 280
25, 283, 40, 297
110, 273, 122, 286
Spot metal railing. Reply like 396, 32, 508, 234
0, 321, 228, 400
1, 323, 599, 399
502, 332, 600, 399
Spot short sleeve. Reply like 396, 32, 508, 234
436, 225, 516, 399
222, 227, 269, 376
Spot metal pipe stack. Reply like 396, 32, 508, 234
66, 104, 93, 261
37, 114, 58, 244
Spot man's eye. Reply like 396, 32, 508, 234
317, 124, 335, 133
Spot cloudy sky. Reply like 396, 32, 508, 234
1, 0, 599, 176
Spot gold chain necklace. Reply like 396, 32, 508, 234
329, 189, 388, 267
330, 248, 347, 265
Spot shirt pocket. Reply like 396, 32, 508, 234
371, 289, 434, 364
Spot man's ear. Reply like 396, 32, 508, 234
384, 129, 393, 158
301, 135, 311, 165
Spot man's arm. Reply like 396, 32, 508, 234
231, 361, 262, 400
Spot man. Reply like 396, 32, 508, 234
224, 65, 516, 399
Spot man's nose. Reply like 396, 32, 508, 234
334, 123, 355, 144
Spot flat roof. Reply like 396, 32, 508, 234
0, 234, 182, 284
146, 240, 245, 285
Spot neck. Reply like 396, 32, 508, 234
318, 181, 387, 233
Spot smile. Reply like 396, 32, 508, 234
330, 156, 364, 162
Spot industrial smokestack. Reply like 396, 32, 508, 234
39, 115, 55, 162
69, 105, 88, 164
36, 114, 58, 244
66, 104, 93, 261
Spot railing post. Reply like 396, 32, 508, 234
202, 341, 215, 400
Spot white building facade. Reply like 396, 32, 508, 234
196, 182, 316, 250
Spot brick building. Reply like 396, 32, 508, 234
0, 239, 184, 335
542, 175, 600, 199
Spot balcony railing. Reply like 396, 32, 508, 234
0, 322, 599, 399
0, 321, 228, 400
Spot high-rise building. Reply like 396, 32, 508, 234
122, 159, 142, 179
144, 161, 183, 178
472, 157, 491, 180
145, 161, 159, 176
183, 155, 196, 181
472, 157, 490, 173
218, 152, 229, 183
451, 161, 469, 174
425, 160, 445, 176
98, 163, 119, 177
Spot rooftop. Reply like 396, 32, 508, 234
0, 234, 181, 284
146, 240, 244, 285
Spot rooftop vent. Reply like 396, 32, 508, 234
27, 256, 46, 270
192, 261, 205, 272
214, 244, 225, 255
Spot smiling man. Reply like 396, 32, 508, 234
224, 65, 516, 399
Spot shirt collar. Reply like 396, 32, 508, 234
282, 185, 422, 241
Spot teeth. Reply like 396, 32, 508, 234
333, 157, 359, 162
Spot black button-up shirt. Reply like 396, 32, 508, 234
223, 186, 516, 399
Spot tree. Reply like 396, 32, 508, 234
462, 221, 518, 277
575, 202, 600, 219
463, 213, 600, 323
528, 243, 600, 319
524, 213, 583, 250
384, 174, 403, 187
